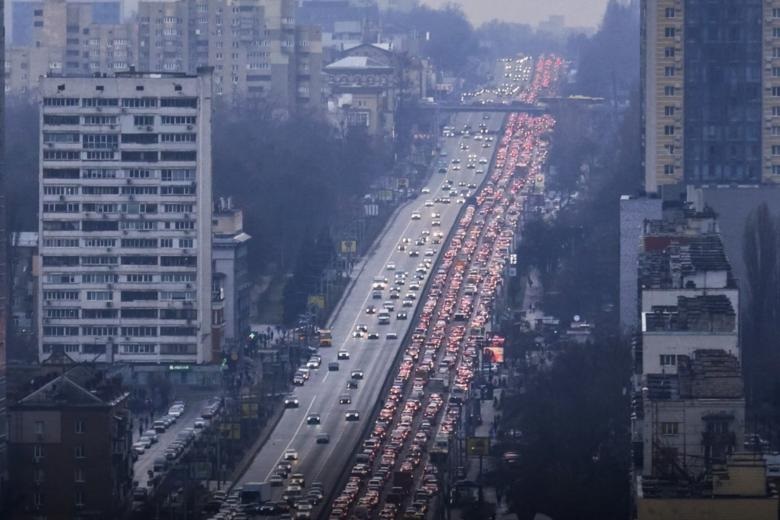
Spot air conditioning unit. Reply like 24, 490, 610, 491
186, 283, 192, 289
126, 178, 132, 184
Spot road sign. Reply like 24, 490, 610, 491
467, 436, 490, 456
340, 240, 357, 254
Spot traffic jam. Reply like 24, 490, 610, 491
327, 61, 562, 517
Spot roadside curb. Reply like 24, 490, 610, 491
226, 401, 285, 492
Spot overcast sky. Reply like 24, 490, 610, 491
419, 0, 610, 28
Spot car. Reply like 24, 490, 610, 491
351, 370, 364, 379
337, 350, 350, 360
306, 357, 321, 369
290, 473, 305, 487
421, 187, 431, 194
316, 433, 330, 444
347, 379, 359, 390
386, 262, 396, 270
339, 394, 352, 405
306, 414, 321, 425
437, 167, 447, 173
432, 219, 441, 227
293, 375, 305, 386
193, 419, 207, 429
424, 200, 434, 207
283, 449, 299, 461
386, 332, 398, 340
372, 290, 383, 299
345, 410, 360, 421
396, 312, 407, 320
366, 305, 376, 314
269, 474, 285, 487
138, 436, 153, 448
367, 332, 379, 340
284, 396, 299, 408
397, 243, 406, 251
411, 212, 421, 220
133, 487, 149, 501
143, 430, 159, 443
328, 361, 340, 371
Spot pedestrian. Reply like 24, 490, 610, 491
139, 424, 143, 436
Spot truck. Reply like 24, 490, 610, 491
319, 328, 333, 347
239, 482, 271, 505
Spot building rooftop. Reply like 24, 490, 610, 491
325, 55, 393, 70
14, 366, 128, 409
644, 295, 736, 333
639, 234, 734, 289
645, 350, 743, 401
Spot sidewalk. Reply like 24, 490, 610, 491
449, 389, 516, 520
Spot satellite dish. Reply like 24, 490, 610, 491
573, 315, 581, 322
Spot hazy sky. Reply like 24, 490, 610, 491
419, 0, 610, 28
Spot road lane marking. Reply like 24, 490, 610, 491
264, 395, 318, 482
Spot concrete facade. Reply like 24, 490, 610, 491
37, 70, 214, 365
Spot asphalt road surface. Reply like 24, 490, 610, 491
236, 112, 503, 499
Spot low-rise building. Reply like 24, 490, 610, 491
8, 366, 134, 519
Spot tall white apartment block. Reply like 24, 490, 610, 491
38, 69, 214, 364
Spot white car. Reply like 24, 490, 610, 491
411, 212, 421, 220
386, 262, 396, 271
283, 449, 299, 461
421, 187, 431, 194
424, 200, 434, 207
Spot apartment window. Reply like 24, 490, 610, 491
160, 97, 198, 108
164, 204, 194, 213
35, 420, 45, 435
121, 255, 158, 265
83, 115, 117, 126
664, 85, 675, 96
74, 420, 86, 434
74, 468, 85, 482
664, 144, 675, 156
44, 114, 80, 125
126, 274, 154, 283
122, 133, 159, 144
43, 168, 79, 179
75, 489, 85, 507
774, 28, 780, 39
774, 48, 780, 59
161, 151, 197, 161
772, 126, 780, 137
82, 97, 118, 107
161, 256, 196, 267
664, 164, 675, 175
44, 97, 79, 106
128, 169, 154, 179
122, 97, 157, 108
160, 133, 196, 143
772, 145, 780, 156
664, 66, 676, 77
82, 168, 119, 179
86, 291, 113, 301
46, 308, 79, 319
122, 308, 158, 319
43, 326, 79, 336
161, 272, 196, 282
664, 125, 675, 135
121, 326, 157, 337
660, 422, 679, 435
161, 115, 196, 125
134, 115, 154, 126
174, 221, 195, 230
774, 8, 780, 18
83, 133, 118, 149
121, 343, 156, 354
81, 256, 118, 266
121, 238, 158, 248
34, 444, 44, 460
160, 343, 197, 355
160, 291, 195, 301
43, 238, 79, 248
664, 27, 676, 38
664, 106, 675, 116
179, 238, 193, 248
160, 238, 174, 248
664, 47, 675, 58
81, 326, 117, 336
772, 87, 780, 97
665, 7, 676, 18
121, 290, 158, 302
660, 354, 676, 366
43, 290, 79, 301
43, 150, 80, 161
82, 309, 118, 319
33, 468, 44, 484
82, 186, 120, 195
33, 491, 44, 508
773, 165, 780, 175
161, 169, 196, 181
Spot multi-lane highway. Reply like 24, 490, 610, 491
235, 112, 503, 498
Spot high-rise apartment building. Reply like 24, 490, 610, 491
4, 0, 135, 93
136, 0, 322, 110
642, 0, 773, 192
37, 69, 214, 365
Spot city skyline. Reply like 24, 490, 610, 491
420, 0, 608, 28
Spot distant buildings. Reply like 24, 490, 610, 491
8, 367, 134, 519
641, 0, 780, 192
37, 69, 214, 365
212, 198, 251, 346
4, 0, 324, 112
629, 194, 778, 518
0, 0, 8, 507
